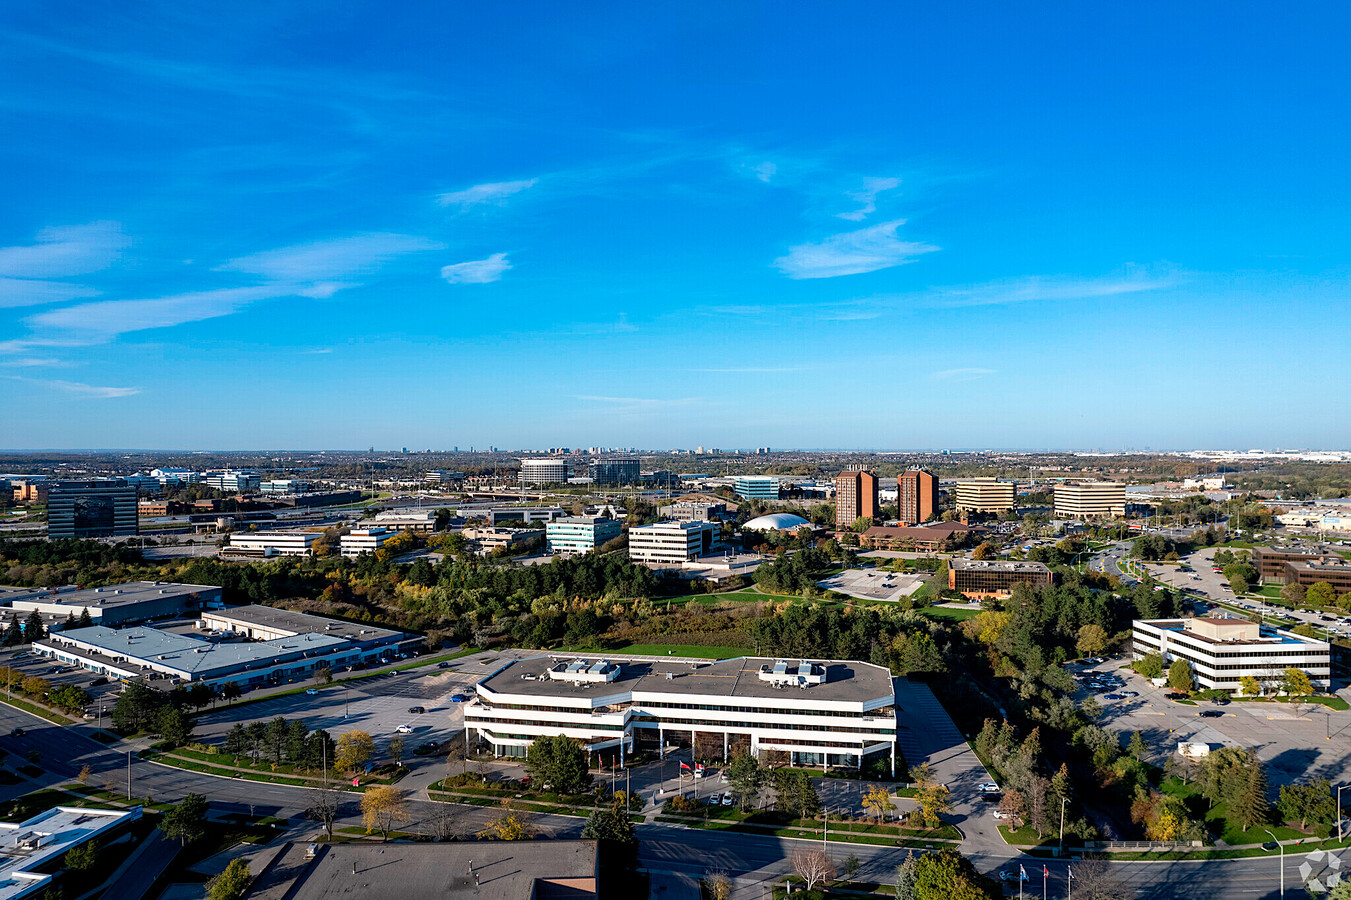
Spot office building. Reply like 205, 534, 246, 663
518, 458, 570, 485
858, 522, 975, 552
138, 500, 190, 517
464, 654, 898, 773
247, 840, 599, 900
948, 558, 1053, 599
0, 806, 142, 900
628, 520, 720, 566
121, 473, 162, 496
1053, 481, 1126, 519
200, 605, 414, 656
260, 479, 312, 495
1251, 547, 1330, 581
954, 478, 1017, 514
151, 468, 198, 486
11, 480, 48, 504
897, 469, 939, 525
1277, 557, 1351, 592
46, 480, 138, 539
201, 471, 262, 493
340, 528, 395, 558
1132, 616, 1330, 691
222, 531, 319, 558
423, 470, 464, 485
834, 468, 878, 528
485, 506, 565, 526
366, 508, 440, 533
546, 517, 622, 555
589, 457, 640, 485
734, 477, 781, 501
659, 500, 726, 521
463, 526, 544, 553
0, 581, 223, 629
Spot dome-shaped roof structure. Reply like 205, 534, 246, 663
743, 512, 812, 532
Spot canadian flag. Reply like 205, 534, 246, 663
695, 763, 705, 773
352, 777, 359, 786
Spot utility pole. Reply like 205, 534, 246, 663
126, 750, 132, 801
1059, 797, 1067, 854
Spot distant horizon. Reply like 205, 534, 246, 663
1, 446, 1349, 457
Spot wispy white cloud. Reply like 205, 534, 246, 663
303, 348, 333, 355
436, 179, 538, 209
6, 375, 138, 398
0, 357, 65, 367
0, 222, 130, 278
441, 252, 511, 285
0, 277, 100, 309
914, 270, 1182, 308
774, 219, 938, 279
837, 177, 901, 221
932, 367, 996, 382
218, 233, 443, 281
28, 285, 289, 337
752, 162, 777, 183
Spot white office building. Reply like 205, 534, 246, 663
151, 468, 198, 486
464, 654, 898, 773
222, 531, 319, 558
519, 458, 570, 485
366, 508, 440, 533
1132, 616, 1331, 691
261, 479, 312, 495
0, 806, 142, 900
340, 527, 395, 558
628, 520, 720, 566
1053, 481, 1126, 519
546, 517, 622, 555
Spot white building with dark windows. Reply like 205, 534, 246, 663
339, 527, 394, 558
1132, 616, 1331, 691
222, 531, 319, 558
519, 458, 569, 485
464, 654, 898, 773
628, 520, 720, 566
546, 517, 622, 555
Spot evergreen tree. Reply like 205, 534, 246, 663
1231, 764, 1270, 831
22, 610, 45, 643
4, 613, 21, 646
78, 607, 93, 628
63, 612, 77, 631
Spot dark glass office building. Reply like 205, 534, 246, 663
588, 457, 640, 485
47, 480, 139, 539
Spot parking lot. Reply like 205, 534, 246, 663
817, 568, 925, 602
1075, 660, 1351, 787
0, 646, 125, 717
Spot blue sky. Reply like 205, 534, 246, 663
1, 2, 1349, 450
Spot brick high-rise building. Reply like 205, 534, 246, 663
897, 469, 938, 525
834, 467, 878, 528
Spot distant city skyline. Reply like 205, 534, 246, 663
2, 3, 1349, 449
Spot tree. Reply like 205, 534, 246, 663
582, 800, 637, 847
1278, 778, 1335, 830
306, 786, 341, 840
388, 735, 405, 768
895, 854, 919, 900
703, 873, 732, 900
4, 613, 22, 646
335, 730, 374, 773
22, 610, 45, 643
912, 847, 999, 900
914, 780, 951, 829
316, 666, 333, 685
525, 734, 591, 795
1134, 653, 1164, 679
1280, 582, 1306, 606
791, 848, 835, 892
265, 717, 287, 764
773, 770, 822, 825
478, 801, 535, 840
862, 784, 894, 823
112, 682, 167, 733
1076, 624, 1109, 658
1127, 731, 1148, 761
219, 682, 243, 704
971, 542, 996, 561
206, 858, 251, 900
1281, 667, 1313, 697
1229, 572, 1250, 595
64, 839, 97, 871
360, 786, 408, 841
63, 611, 76, 631
998, 790, 1027, 827
77, 607, 93, 629
1230, 762, 1271, 832
726, 752, 765, 812
161, 793, 209, 846
154, 706, 193, 747
1068, 858, 1128, 900
1308, 581, 1337, 607
1167, 658, 1193, 693
1239, 675, 1261, 696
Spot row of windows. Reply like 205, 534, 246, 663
482, 699, 884, 720
468, 712, 894, 737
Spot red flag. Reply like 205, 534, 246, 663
1043, 865, 1049, 878
679, 761, 691, 771
353, 777, 359, 786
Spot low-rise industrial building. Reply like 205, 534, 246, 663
1132, 616, 1331, 691
546, 517, 622, 555
464, 654, 898, 773
222, 531, 319, 558
948, 558, 1053, 599
366, 508, 440, 532
0, 581, 223, 627
340, 528, 395, 558
0, 806, 142, 900
200, 605, 415, 656
628, 520, 720, 566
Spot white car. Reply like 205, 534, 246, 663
395, 724, 413, 734
992, 809, 1009, 820
978, 782, 999, 792
721, 792, 733, 806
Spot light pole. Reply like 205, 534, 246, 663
1058, 797, 1067, 854
1262, 829, 1285, 898
126, 749, 132, 801
1338, 784, 1348, 841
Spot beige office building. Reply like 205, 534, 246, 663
954, 478, 1017, 513
1054, 481, 1126, 519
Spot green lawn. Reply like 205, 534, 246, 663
605, 644, 744, 659
1160, 776, 1325, 845
921, 606, 981, 621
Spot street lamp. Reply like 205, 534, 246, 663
1338, 784, 1349, 842
1058, 797, 1068, 854
1262, 829, 1285, 898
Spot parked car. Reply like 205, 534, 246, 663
408, 706, 426, 714
977, 782, 999, 792
305, 688, 320, 695
721, 792, 733, 806
1199, 710, 1224, 718
1104, 693, 1125, 700
992, 809, 1009, 820
437, 662, 451, 669
9, 728, 24, 737
395, 724, 414, 734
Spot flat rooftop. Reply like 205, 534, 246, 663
49, 625, 349, 675
949, 558, 1051, 573
204, 605, 408, 643
248, 840, 597, 900
0, 806, 139, 900
0, 581, 220, 610
1139, 617, 1330, 649
480, 654, 893, 705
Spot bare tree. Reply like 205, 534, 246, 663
430, 802, 458, 842
1071, 857, 1129, 900
307, 786, 341, 840
703, 871, 733, 900
791, 848, 836, 892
